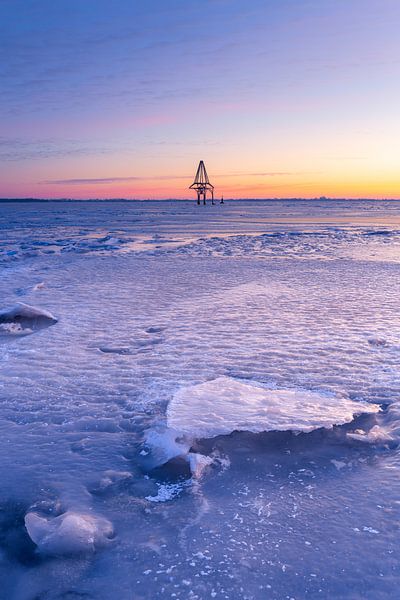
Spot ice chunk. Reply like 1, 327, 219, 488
187, 452, 213, 479
144, 427, 192, 468
24, 510, 113, 556
331, 459, 347, 470
167, 377, 380, 439
99, 346, 132, 354
143, 430, 214, 480
348, 402, 400, 446
0, 302, 57, 337
89, 470, 133, 494
0, 321, 31, 335
368, 337, 387, 347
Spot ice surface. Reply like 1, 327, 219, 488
167, 376, 380, 439
24, 510, 113, 556
0, 200, 400, 599
2, 199, 400, 265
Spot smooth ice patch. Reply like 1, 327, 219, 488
167, 376, 380, 439
24, 510, 113, 556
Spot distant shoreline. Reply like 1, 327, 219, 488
1, 197, 400, 203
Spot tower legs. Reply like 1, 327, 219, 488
194, 188, 216, 205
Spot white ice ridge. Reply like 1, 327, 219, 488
25, 510, 113, 556
167, 376, 380, 439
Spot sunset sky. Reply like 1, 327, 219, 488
1, 0, 400, 199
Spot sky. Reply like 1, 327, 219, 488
1, 0, 400, 199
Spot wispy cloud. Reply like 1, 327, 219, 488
41, 172, 299, 185
41, 176, 190, 185
0, 136, 221, 161
0, 137, 119, 161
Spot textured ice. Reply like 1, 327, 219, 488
1, 200, 400, 599
24, 510, 113, 556
2, 199, 400, 265
167, 377, 380, 439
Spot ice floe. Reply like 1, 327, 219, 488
167, 376, 380, 439
143, 377, 380, 480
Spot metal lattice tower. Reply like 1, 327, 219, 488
189, 160, 214, 205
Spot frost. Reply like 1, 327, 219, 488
146, 482, 189, 503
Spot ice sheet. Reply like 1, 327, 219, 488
0, 200, 399, 599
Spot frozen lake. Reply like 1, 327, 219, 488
1, 199, 400, 599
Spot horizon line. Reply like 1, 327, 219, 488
1, 197, 400, 202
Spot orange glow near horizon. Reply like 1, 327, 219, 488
3, 169, 400, 200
